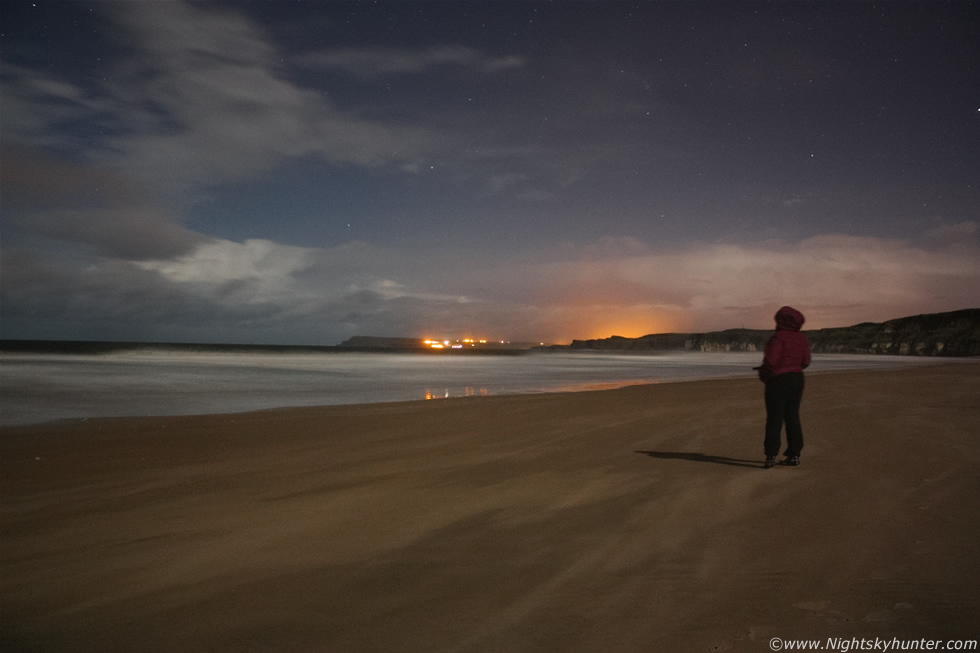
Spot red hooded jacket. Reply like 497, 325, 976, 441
758, 306, 811, 382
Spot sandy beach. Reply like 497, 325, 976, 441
2, 362, 978, 652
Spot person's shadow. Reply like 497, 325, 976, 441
635, 451, 762, 468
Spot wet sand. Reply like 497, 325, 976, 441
2, 363, 978, 651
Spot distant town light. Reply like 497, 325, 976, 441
421, 336, 520, 350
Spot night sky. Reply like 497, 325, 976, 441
2, 1, 978, 345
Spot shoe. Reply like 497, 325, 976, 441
783, 456, 800, 466
764, 456, 777, 469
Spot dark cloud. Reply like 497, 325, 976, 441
1, 146, 205, 260
20, 208, 207, 261
296, 45, 524, 77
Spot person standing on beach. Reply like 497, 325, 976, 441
756, 306, 811, 469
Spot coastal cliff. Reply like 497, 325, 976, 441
559, 309, 980, 356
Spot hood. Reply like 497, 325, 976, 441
775, 306, 806, 331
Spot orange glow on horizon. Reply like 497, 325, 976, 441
549, 309, 688, 343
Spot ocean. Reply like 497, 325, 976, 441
0, 350, 950, 427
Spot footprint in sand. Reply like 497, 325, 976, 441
793, 600, 850, 625
863, 609, 894, 623
864, 602, 914, 623
746, 626, 772, 641
793, 600, 830, 611
707, 627, 771, 651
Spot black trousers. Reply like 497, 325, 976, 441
764, 372, 805, 458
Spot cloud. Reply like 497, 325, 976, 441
0, 63, 116, 151
5, 225, 976, 345
924, 220, 978, 244
15, 208, 206, 261
1, 145, 206, 260
507, 235, 980, 336
296, 45, 524, 77
106, 1, 447, 187
1, 1, 445, 198
0, 0, 582, 214
0, 248, 248, 342
137, 239, 318, 309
